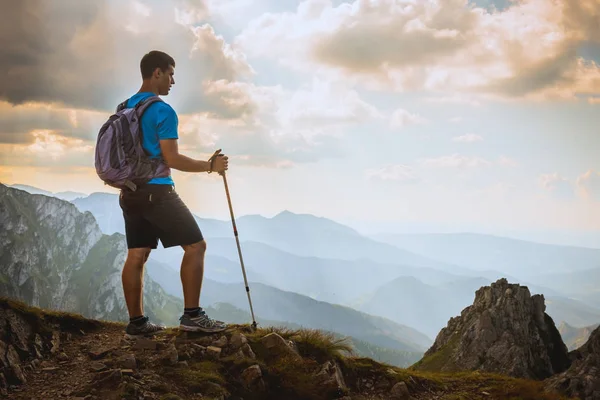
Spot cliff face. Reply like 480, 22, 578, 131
545, 325, 600, 400
0, 184, 181, 326
411, 278, 571, 380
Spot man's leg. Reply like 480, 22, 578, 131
180, 240, 207, 309
122, 247, 151, 318
148, 187, 226, 333
119, 190, 165, 337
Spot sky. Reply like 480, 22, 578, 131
0, 0, 599, 245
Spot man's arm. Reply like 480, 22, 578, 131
159, 139, 212, 172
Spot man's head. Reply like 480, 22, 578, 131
140, 50, 175, 96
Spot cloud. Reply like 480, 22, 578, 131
539, 172, 575, 200
0, 101, 106, 144
235, 0, 600, 100
277, 78, 383, 130
589, 96, 600, 104
365, 164, 418, 182
498, 155, 518, 167
389, 108, 428, 129
452, 133, 483, 142
169, 79, 375, 167
0, 0, 255, 118
418, 154, 492, 168
576, 169, 600, 201
0, 131, 94, 168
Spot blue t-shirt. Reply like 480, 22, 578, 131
127, 92, 178, 185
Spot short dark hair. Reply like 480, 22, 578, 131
140, 50, 175, 79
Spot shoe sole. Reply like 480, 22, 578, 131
124, 330, 166, 340
179, 324, 227, 333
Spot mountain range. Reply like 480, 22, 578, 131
1, 183, 432, 367
3, 183, 600, 353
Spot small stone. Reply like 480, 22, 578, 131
206, 346, 222, 359
88, 348, 113, 360
229, 333, 248, 350
119, 354, 137, 370
159, 343, 178, 366
241, 364, 265, 391
390, 381, 410, 400
242, 343, 256, 359
132, 338, 157, 350
212, 335, 228, 348
89, 362, 108, 372
260, 333, 301, 361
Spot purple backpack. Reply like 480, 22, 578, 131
94, 96, 171, 191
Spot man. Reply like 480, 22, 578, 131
119, 50, 228, 337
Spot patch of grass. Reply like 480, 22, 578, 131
162, 360, 228, 397
159, 395, 183, 400
290, 329, 354, 363
262, 355, 345, 400
410, 332, 460, 372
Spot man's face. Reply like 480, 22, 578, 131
155, 65, 175, 96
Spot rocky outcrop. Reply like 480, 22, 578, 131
545, 325, 600, 400
411, 278, 571, 380
0, 184, 182, 327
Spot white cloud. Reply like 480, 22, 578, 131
366, 164, 418, 182
539, 172, 575, 200
498, 155, 519, 167
453, 133, 483, 143
389, 108, 428, 129
419, 154, 492, 168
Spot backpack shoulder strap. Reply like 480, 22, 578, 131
116, 99, 129, 113
134, 95, 164, 118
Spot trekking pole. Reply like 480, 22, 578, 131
209, 149, 258, 331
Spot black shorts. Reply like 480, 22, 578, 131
118, 184, 204, 249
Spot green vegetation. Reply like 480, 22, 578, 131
410, 332, 460, 372
162, 361, 228, 397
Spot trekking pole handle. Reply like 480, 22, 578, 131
208, 149, 224, 175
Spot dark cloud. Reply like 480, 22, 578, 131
311, 10, 474, 73
0, 0, 255, 117
563, 0, 600, 44
0, 102, 105, 144
481, 45, 579, 97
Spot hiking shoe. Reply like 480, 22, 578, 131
124, 316, 166, 338
179, 309, 227, 333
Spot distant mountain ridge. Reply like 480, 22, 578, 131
373, 232, 600, 279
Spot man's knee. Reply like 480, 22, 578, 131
182, 239, 206, 255
126, 248, 151, 265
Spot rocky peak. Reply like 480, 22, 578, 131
411, 278, 571, 380
545, 325, 600, 400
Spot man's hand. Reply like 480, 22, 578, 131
211, 154, 229, 174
